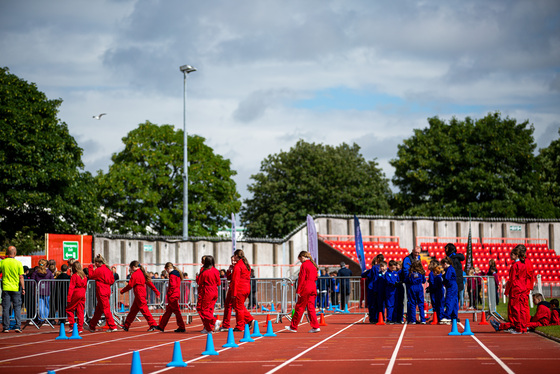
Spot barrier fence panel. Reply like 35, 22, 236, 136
0, 279, 37, 328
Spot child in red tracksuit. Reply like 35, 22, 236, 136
550, 299, 560, 325
120, 261, 160, 331
286, 251, 321, 333
156, 262, 186, 332
527, 293, 551, 330
230, 249, 255, 331
219, 256, 235, 331
491, 246, 528, 334
66, 261, 87, 333
196, 255, 221, 333
86, 255, 119, 332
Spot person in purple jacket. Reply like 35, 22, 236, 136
405, 261, 426, 324
30, 259, 54, 325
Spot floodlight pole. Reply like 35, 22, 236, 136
180, 64, 197, 240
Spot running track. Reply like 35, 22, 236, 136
0, 313, 558, 373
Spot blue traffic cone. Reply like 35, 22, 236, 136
47, 371, 56, 374
251, 321, 262, 338
270, 302, 276, 312
261, 306, 270, 312
166, 341, 187, 367
201, 333, 219, 355
68, 323, 82, 340
462, 319, 474, 336
239, 324, 255, 342
448, 319, 461, 336
55, 323, 68, 340
343, 304, 350, 313
119, 303, 126, 313
130, 351, 143, 374
263, 320, 277, 337
222, 328, 239, 348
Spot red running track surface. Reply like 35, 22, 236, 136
0, 313, 558, 374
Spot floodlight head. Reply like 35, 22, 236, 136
180, 65, 197, 74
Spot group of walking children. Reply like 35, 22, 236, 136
361, 253, 460, 325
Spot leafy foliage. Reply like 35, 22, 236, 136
0, 67, 102, 253
537, 128, 560, 213
390, 112, 557, 218
241, 140, 391, 238
97, 121, 241, 236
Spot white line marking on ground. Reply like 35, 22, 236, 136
458, 322, 516, 374
263, 318, 362, 374
384, 322, 407, 374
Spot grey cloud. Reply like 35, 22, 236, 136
536, 122, 560, 151
233, 89, 294, 123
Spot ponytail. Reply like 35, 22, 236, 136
200, 256, 216, 275
234, 249, 251, 272
165, 262, 184, 280
298, 251, 318, 270
130, 260, 152, 283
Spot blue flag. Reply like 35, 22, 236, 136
354, 215, 366, 272
231, 213, 236, 256
307, 215, 319, 264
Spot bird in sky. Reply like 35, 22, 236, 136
92, 113, 106, 120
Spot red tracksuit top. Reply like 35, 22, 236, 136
229, 261, 251, 297
88, 264, 115, 297
297, 260, 318, 296
196, 267, 220, 298
530, 302, 551, 326
67, 273, 87, 302
505, 260, 527, 297
121, 269, 160, 301
166, 270, 182, 301
551, 309, 560, 325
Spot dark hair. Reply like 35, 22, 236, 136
130, 260, 152, 283
551, 299, 559, 308
488, 259, 497, 273
410, 260, 425, 275
200, 256, 216, 275
61, 264, 68, 272
513, 244, 527, 262
445, 243, 457, 256
375, 254, 385, 264
441, 257, 453, 266
234, 249, 251, 271
428, 259, 440, 271
388, 260, 398, 267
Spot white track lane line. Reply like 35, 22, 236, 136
149, 316, 323, 374
458, 322, 515, 374
384, 322, 407, 374
264, 317, 362, 374
39, 331, 207, 374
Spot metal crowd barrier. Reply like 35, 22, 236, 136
1, 274, 502, 329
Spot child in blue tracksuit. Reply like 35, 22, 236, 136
441, 257, 459, 323
385, 260, 400, 324
362, 255, 385, 323
395, 261, 405, 324
429, 261, 445, 322
373, 261, 387, 321
405, 260, 426, 324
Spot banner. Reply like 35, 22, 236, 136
307, 215, 319, 264
465, 221, 474, 272
231, 213, 236, 255
354, 215, 367, 272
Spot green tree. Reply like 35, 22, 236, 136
390, 112, 557, 218
241, 140, 392, 238
0, 67, 102, 253
97, 121, 241, 236
537, 128, 560, 214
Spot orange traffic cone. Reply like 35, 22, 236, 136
479, 312, 489, 325
376, 312, 385, 325
431, 311, 438, 325
319, 313, 327, 326
265, 314, 271, 324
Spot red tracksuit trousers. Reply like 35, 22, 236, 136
90, 294, 118, 329
124, 296, 157, 328
66, 296, 85, 330
290, 292, 320, 330
159, 297, 185, 330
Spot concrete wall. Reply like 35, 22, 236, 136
94, 216, 560, 280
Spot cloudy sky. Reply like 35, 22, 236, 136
2, 0, 559, 202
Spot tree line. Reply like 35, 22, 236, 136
2, 68, 559, 253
